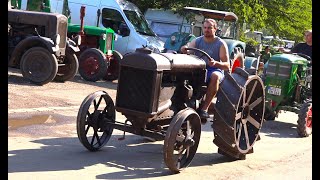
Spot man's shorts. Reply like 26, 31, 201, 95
206, 68, 225, 84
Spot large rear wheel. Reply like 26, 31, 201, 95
212, 68, 265, 159
20, 47, 58, 85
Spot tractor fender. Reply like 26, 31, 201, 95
9, 36, 57, 67
66, 39, 80, 53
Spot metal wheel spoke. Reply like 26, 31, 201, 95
95, 96, 103, 110
237, 122, 243, 141
243, 123, 250, 148
186, 120, 191, 138
176, 134, 185, 142
103, 103, 110, 113
235, 112, 242, 120
246, 81, 257, 104
85, 125, 91, 135
90, 132, 96, 146
95, 131, 102, 146
177, 148, 187, 164
189, 131, 194, 139
249, 96, 263, 109
247, 115, 260, 129
86, 110, 91, 118
242, 92, 246, 107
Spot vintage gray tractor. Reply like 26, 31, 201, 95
8, 1, 80, 85
76, 48, 265, 173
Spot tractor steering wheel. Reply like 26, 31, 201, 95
185, 47, 216, 65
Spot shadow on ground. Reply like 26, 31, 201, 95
8, 134, 236, 179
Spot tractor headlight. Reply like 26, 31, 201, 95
53, 34, 60, 46
101, 33, 107, 40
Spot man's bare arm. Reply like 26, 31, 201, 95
180, 39, 196, 54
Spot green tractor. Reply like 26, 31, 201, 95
263, 53, 312, 137
14, 0, 121, 82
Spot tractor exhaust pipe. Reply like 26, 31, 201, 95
79, 6, 85, 36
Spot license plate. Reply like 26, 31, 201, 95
267, 86, 281, 96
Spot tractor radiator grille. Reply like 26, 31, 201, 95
266, 62, 277, 76
106, 33, 113, 50
116, 66, 159, 113
58, 20, 67, 49
278, 64, 291, 78
266, 62, 291, 78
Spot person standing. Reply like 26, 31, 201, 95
260, 45, 272, 64
280, 30, 312, 59
180, 18, 230, 122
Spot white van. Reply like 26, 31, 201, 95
144, 8, 203, 42
39, 0, 164, 55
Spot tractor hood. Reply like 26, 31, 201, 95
141, 34, 165, 53
269, 54, 309, 64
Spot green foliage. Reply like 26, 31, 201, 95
239, 35, 260, 47
130, 0, 312, 42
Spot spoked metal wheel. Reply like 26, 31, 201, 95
77, 91, 116, 151
297, 102, 312, 137
212, 68, 265, 159
164, 108, 201, 173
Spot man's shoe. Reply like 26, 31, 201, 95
198, 110, 210, 124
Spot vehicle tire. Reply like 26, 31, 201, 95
297, 102, 312, 137
54, 49, 79, 82
78, 48, 108, 82
20, 47, 58, 85
104, 50, 122, 81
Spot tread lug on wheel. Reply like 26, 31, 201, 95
164, 108, 201, 173
212, 68, 265, 159
297, 102, 312, 137
77, 91, 116, 151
